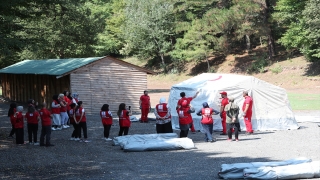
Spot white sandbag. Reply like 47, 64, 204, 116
243, 161, 320, 179
123, 137, 195, 152
112, 133, 178, 146
218, 157, 311, 179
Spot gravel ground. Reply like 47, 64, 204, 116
0, 101, 319, 180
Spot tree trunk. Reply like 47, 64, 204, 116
206, 56, 210, 72
245, 34, 251, 53
160, 53, 167, 73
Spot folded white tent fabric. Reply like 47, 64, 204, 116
112, 133, 195, 152
168, 73, 299, 132
243, 161, 320, 179
218, 157, 312, 179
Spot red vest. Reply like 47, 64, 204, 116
177, 108, 192, 125
101, 111, 113, 125
14, 112, 24, 129
26, 111, 40, 124
119, 110, 131, 127
75, 107, 86, 122
60, 100, 67, 112
201, 108, 213, 124
51, 100, 60, 114
40, 108, 52, 126
156, 103, 171, 119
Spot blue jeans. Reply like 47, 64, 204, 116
202, 123, 213, 141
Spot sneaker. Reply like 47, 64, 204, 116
227, 139, 232, 142
65, 125, 70, 128
57, 127, 62, 130
62, 125, 68, 129
83, 140, 90, 143
51, 127, 57, 131
74, 138, 80, 141
69, 138, 75, 141
212, 138, 217, 142
34, 142, 40, 145
105, 138, 112, 141
79, 139, 84, 142
29, 142, 33, 145
208, 139, 214, 143
235, 139, 239, 142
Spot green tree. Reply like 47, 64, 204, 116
121, 0, 175, 72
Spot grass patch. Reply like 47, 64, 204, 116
288, 93, 320, 110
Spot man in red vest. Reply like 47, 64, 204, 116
242, 90, 253, 134
139, 90, 151, 123
219, 91, 229, 135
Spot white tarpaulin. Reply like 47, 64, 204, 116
218, 157, 312, 179
112, 133, 195, 152
243, 161, 320, 179
168, 73, 299, 131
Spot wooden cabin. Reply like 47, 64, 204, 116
0, 56, 155, 115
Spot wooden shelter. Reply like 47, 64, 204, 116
0, 56, 155, 115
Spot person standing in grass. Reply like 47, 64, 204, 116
219, 91, 229, 135
176, 91, 199, 138
25, 105, 41, 145
7, 103, 17, 138
75, 101, 89, 142
39, 102, 54, 147
224, 97, 240, 141
14, 106, 24, 145
117, 103, 132, 136
196, 102, 220, 143
242, 91, 254, 134
139, 90, 151, 123
154, 97, 173, 133
100, 104, 113, 141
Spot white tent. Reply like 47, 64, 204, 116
168, 73, 299, 131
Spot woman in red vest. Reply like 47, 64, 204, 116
14, 106, 24, 144
197, 102, 220, 142
7, 103, 17, 138
74, 101, 89, 142
100, 104, 113, 140
117, 103, 131, 136
51, 95, 61, 130
154, 97, 173, 133
25, 105, 41, 145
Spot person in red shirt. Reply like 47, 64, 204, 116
25, 105, 41, 145
39, 102, 54, 147
13, 106, 24, 145
139, 90, 151, 123
74, 101, 89, 142
117, 103, 132, 136
242, 91, 254, 134
59, 93, 69, 129
7, 103, 17, 138
154, 97, 173, 133
196, 102, 220, 142
176, 91, 199, 138
51, 95, 62, 130
100, 104, 113, 140
219, 91, 229, 135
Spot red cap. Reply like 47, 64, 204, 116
220, 91, 227, 95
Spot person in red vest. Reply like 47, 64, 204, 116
176, 91, 199, 138
154, 97, 173, 133
7, 103, 17, 138
69, 103, 79, 141
25, 105, 41, 145
139, 90, 151, 123
39, 102, 54, 147
74, 101, 89, 142
242, 91, 254, 134
51, 95, 61, 130
59, 93, 69, 129
117, 103, 132, 136
100, 104, 113, 141
197, 102, 220, 142
219, 91, 229, 135
14, 106, 24, 145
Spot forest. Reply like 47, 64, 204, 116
1, 0, 319, 73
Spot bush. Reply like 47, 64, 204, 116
270, 64, 283, 74
247, 53, 269, 74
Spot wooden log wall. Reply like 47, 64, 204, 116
70, 58, 147, 116
0, 74, 70, 109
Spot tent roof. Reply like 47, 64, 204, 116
0, 56, 155, 77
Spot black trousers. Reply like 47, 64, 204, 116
15, 128, 24, 144
28, 123, 38, 143
227, 123, 240, 139
103, 125, 111, 138
78, 122, 87, 139
156, 122, 173, 134
9, 124, 15, 136
71, 122, 79, 138
180, 129, 189, 138
118, 127, 129, 136
40, 126, 51, 145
